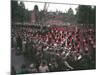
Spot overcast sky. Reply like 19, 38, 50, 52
16, 0, 96, 14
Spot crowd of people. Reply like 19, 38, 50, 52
11, 25, 96, 74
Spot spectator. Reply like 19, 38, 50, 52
28, 63, 38, 73
39, 61, 49, 72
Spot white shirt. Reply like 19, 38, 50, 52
39, 65, 49, 72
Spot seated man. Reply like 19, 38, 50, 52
39, 61, 49, 73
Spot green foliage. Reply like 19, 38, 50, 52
38, 10, 45, 23
76, 5, 96, 25
11, 1, 31, 22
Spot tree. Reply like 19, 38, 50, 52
90, 6, 96, 25
67, 8, 76, 24
24, 9, 31, 22
39, 10, 45, 23
11, 1, 19, 22
68, 8, 74, 16
18, 2, 25, 22
11, 1, 31, 22
76, 5, 96, 25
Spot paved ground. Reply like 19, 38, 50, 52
11, 48, 30, 73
